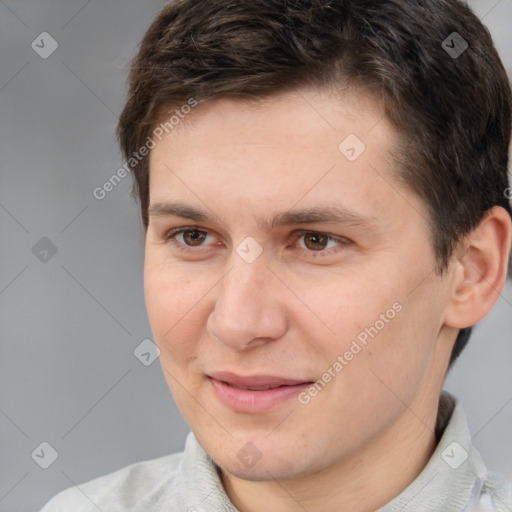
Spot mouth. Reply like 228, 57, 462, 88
207, 371, 314, 413
224, 383, 287, 391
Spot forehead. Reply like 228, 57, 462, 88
147, 88, 427, 232
149, 88, 391, 179
152, 87, 390, 148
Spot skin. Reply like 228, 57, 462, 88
144, 88, 512, 512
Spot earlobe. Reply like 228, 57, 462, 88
444, 206, 512, 329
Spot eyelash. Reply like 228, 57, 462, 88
162, 226, 350, 257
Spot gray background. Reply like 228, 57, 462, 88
0, 1, 511, 511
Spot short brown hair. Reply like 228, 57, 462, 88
117, 0, 512, 368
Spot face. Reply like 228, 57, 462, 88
144, 88, 455, 481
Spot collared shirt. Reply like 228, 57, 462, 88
40, 390, 511, 511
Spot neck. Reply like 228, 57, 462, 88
220, 392, 440, 512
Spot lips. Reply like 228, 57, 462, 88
208, 371, 310, 389
207, 371, 314, 413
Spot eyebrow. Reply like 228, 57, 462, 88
147, 200, 378, 231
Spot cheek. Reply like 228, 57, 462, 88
296, 271, 436, 388
291, 274, 400, 351
338, 285, 442, 401
144, 264, 206, 359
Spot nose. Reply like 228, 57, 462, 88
207, 252, 288, 350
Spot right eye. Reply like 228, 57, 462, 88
162, 227, 221, 253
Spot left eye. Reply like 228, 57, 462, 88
294, 230, 349, 253
299, 232, 336, 251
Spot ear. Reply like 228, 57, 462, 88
443, 206, 512, 329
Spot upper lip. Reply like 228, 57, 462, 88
208, 371, 311, 388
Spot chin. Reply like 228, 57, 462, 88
216, 453, 310, 482
199, 431, 324, 483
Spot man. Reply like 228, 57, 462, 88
41, 0, 512, 510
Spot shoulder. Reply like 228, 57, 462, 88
479, 470, 512, 511
39, 451, 184, 512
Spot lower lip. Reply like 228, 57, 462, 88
209, 378, 312, 413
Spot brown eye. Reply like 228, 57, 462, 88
294, 230, 350, 257
181, 229, 208, 246
303, 232, 330, 251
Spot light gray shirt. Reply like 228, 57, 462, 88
40, 390, 511, 511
